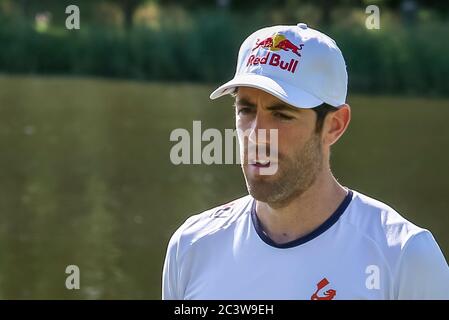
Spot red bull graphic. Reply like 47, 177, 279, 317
248, 33, 304, 74
252, 37, 274, 51
252, 33, 304, 57
275, 39, 304, 57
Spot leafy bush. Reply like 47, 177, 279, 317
0, 12, 448, 96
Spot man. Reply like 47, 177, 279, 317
162, 23, 449, 299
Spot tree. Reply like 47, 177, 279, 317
106, 0, 148, 29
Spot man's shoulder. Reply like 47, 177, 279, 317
167, 194, 253, 252
347, 190, 449, 297
345, 189, 431, 260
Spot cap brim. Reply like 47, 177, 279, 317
209, 73, 323, 109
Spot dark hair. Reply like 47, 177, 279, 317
231, 87, 338, 132
312, 103, 339, 133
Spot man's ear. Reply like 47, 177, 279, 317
323, 104, 351, 147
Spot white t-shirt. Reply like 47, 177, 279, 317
162, 189, 449, 300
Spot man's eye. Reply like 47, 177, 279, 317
237, 107, 253, 115
273, 112, 293, 120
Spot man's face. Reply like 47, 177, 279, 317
235, 87, 324, 207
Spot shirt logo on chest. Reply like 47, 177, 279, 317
311, 277, 336, 300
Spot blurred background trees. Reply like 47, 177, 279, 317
1, 0, 448, 96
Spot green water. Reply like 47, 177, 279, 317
0, 75, 448, 299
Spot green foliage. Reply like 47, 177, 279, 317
0, 11, 448, 96
332, 23, 449, 95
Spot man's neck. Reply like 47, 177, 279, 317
255, 170, 348, 245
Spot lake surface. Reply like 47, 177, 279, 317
0, 75, 448, 299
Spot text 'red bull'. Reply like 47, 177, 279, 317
246, 52, 299, 74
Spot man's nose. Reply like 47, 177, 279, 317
249, 113, 270, 145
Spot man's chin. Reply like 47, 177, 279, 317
244, 172, 310, 207
246, 182, 303, 208
245, 176, 282, 201
246, 186, 275, 203
243, 164, 280, 180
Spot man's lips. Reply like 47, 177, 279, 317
248, 159, 276, 168
252, 162, 270, 168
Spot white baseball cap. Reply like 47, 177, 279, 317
210, 23, 348, 108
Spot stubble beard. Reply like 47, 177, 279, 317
243, 133, 324, 209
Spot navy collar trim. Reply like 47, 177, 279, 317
251, 190, 353, 249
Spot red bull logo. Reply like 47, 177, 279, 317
252, 33, 304, 57
252, 37, 274, 51
248, 33, 304, 74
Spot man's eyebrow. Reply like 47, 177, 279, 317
266, 104, 298, 112
234, 98, 256, 108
